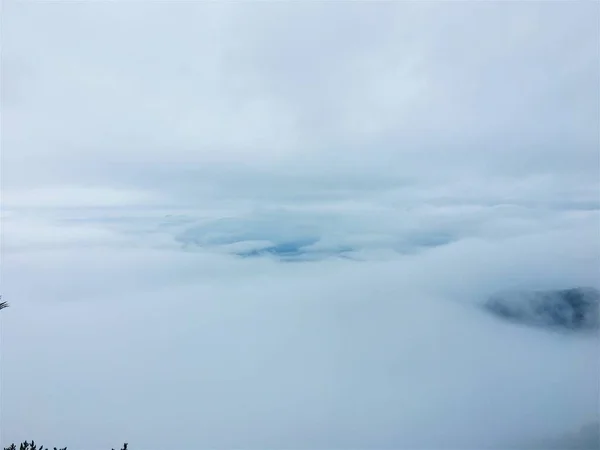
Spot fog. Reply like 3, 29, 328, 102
1, 1, 599, 449
1, 208, 598, 449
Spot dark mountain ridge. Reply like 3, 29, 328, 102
485, 287, 600, 331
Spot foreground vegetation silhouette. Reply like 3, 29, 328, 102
3, 442, 128, 450
2, 303, 127, 450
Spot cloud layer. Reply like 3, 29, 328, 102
2, 1, 598, 196
1, 1, 599, 449
1, 221, 599, 449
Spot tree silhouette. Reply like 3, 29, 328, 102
1, 299, 128, 450
3, 442, 128, 450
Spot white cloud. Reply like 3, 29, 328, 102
2, 1, 598, 192
1, 1, 598, 449
2, 186, 160, 209
1, 225, 598, 449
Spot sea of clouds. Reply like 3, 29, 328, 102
2, 1, 599, 449
2, 195, 599, 449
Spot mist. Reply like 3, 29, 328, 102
1, 208, 599, 449
2, 1, 599, 449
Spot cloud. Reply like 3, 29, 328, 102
527, 422, 600, 449
1, 1, 599, 449
2, 186, 161, 209
1, 220, 599, 449
169, 199, 598, 261
2, 1, 598, 195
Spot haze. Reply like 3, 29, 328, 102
1, 2, 599, 449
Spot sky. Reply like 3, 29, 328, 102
1, 1, 599, 449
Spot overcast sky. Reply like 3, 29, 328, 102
1, 2, 599, 450
2, 1, 599, 205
